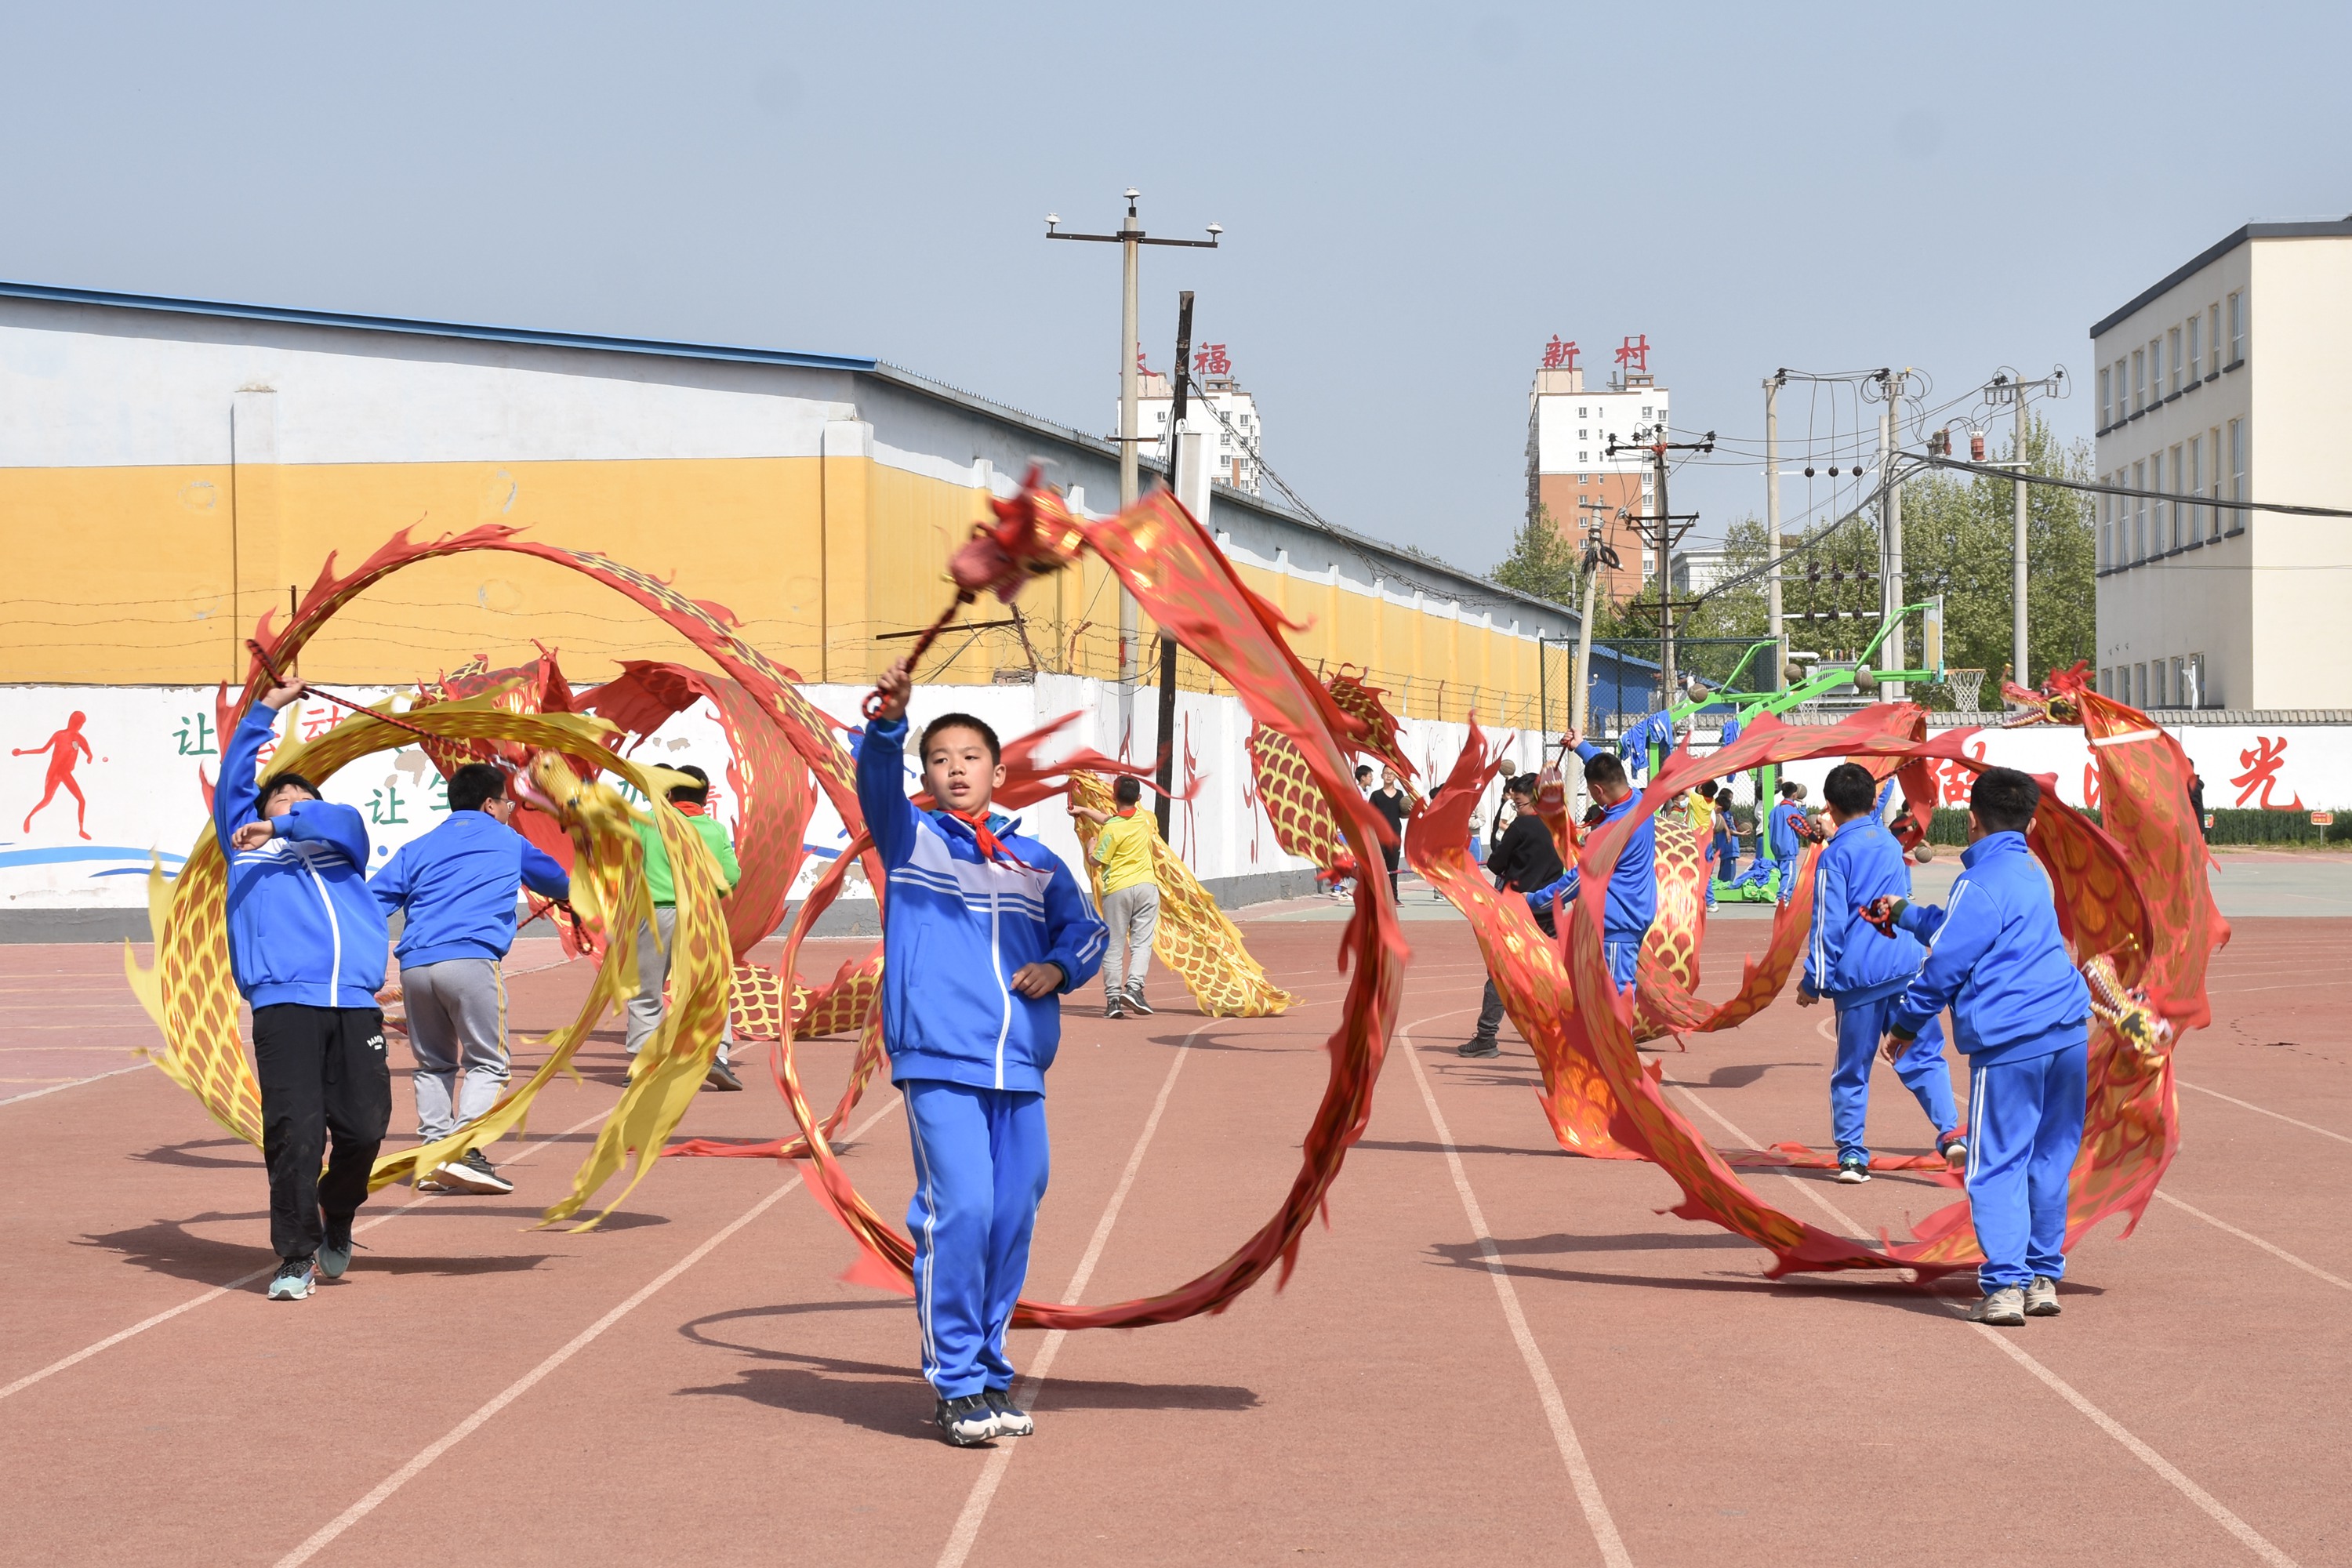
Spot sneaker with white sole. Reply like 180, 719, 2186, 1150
1969, 1286, 2027, 1325
318, 1221, 355, 1279
703, 1059, 745, 1092
1104, 996, 1125, 1020
431, 1150, 511, 1196
983, 1387, 1034, 1436
1123, 985, 1155, 1017
933, 1393, 998, 1446
1835, 1156, 1871, 1184
267, 1256, 317, 1301
2024, 1276, 2061, 1316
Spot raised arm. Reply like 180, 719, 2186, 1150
275, 799, 372, 873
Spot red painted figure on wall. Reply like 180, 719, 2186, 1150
16, 711, 96, 838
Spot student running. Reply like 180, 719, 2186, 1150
368, 761, 571, 1195
861, 660, 1107, 1446
1796, 762, 1962, 1183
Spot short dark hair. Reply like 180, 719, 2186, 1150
1506, 772, 1540, 799
1113, 775, 1143, 805
1778, 780, 1802, 800
1584, 752, 1628, 789
1822, 762, 1876, 815
448, 763, 506, 813
1715, 787, 1734, 808
921, 713, 1001, 764
666, 763, 710, 805
1354, 764, 1374, 782
256, 771, 318, 818
1971, 767, 2040, 834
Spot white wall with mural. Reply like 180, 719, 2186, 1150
0, 677, 1549, 915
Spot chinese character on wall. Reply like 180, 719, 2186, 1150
1541, 336, 1578, 372
1615, 333, 1650, 374
1193, 343, 1231, 378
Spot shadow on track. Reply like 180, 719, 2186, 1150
677, 1305, 1259, 1437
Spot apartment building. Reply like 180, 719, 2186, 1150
2091, 219, 2352, 710
1524, 349, 1670, 602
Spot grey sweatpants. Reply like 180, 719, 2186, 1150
624, 905, 732, 1066
1100, 883, 1160, 996
403, 957, 510, 1142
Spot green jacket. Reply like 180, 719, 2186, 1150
634, 809, 742, 907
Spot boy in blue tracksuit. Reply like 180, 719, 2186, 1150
216, 681, 394, 1301
369, 762, 570, 1196
1519, 738, 1655, 989
1877, 767, 2091, 1327
1796, 763, 1961, 1184
862, 661, 1107, 1446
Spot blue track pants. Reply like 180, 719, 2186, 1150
1710, 828, 1738, 883
1603, 938, 1641, 990
903, 1080, 1050, 1399
1830, 993, 1955, 1164
1965, 1033, 2089, 1291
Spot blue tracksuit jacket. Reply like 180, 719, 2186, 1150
1802, 813, 1928, 1005
1889, 831, 2089, 1065
368, 809, 572, 967
216, 705, 389, 1009
1767, 799, 1806, 862
1521, 742, 1657, 943
857, 717, 1107, 1094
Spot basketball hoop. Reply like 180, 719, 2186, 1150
1944, 668, 1986, 712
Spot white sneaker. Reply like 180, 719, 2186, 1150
2024, 1276, 2061, 1316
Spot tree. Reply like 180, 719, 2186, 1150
1895, 414, 2095, 706
1490, 503, 1582, 606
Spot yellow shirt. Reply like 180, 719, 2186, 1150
1094, 810, 1159, 895
1690, 795, 1715, 836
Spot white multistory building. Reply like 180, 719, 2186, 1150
1525, 347, 1671, 601
1127, 365, 1262, 497
2091, 218, 2352, 710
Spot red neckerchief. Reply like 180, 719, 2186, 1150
673, 800, 706, 817
948, 806, 1022, 866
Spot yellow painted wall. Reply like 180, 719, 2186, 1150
0, 454, 1554, 724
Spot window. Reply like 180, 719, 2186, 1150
2116, 358, 2129, 410
1579, 451, 1588, 464
1642, 405, 1653, 418
2209, 424, 2224, 536
1578, 406, 1588, 418
2135, 663, 2148, 708
2151, 338, 2165, 399
2187, 653, 2206, 710
2100, 667, 2111, 697
2169, 656, 2186, 710
2155, 452, 2172, 549
2132, 349, 2145, 412
2132, 460, 2147, 560
2169, 446, 2184, 548
2229, 419, 2245, 504
2187, 436, 2201, 538
2187, 313, 2201, 379
2098, 483, 2111, 566
2169, 327, 2182, 395
2099, 366, 2112, 426
1578, 429, 1588, 439
2227, 292, 2245, 362
1220, 431, 1232, 447
2210, 303, 2222, 371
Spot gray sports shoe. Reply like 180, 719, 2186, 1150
2024, 1276, 2062, 1316
267, 1256, 317, 1301
1123, 985, 1155, 1017
933, 1393, 998, 1446
983, 1386, 1034, 1436
1969, 1286, 2027, 1326
318, 1220, 355, 1279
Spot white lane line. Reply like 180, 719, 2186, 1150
2153, 1191, 2352, 1294
1402, 1014, 1632, 1568
277, 1093, 905, 1568
0, 1059, 156, 1106
1666, 1080, 2300, 1568
2180, 1080, 2352, 1148
935, 1026, 1202, 1568
0, 1105, 607, 1405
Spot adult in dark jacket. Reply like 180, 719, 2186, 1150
1370, 767, 1411, 899
1459, 774, 1565, 1057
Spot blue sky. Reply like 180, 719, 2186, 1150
5, 2, 2346, 575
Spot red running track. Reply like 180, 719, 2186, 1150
2, 916, 2347, 1566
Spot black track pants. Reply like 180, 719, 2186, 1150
1473, 904, 1556, 1040
253, 1004, 391, 1260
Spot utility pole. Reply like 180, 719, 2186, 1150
1976, 367, 2067, 694
1764, 372, 1784, 690
1153, 290, 1198, 841
1606, 426, 1711, 717
1046, 192, 1221, 740
1869, 368, 1911, 700
1573, 499, 1619, 818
